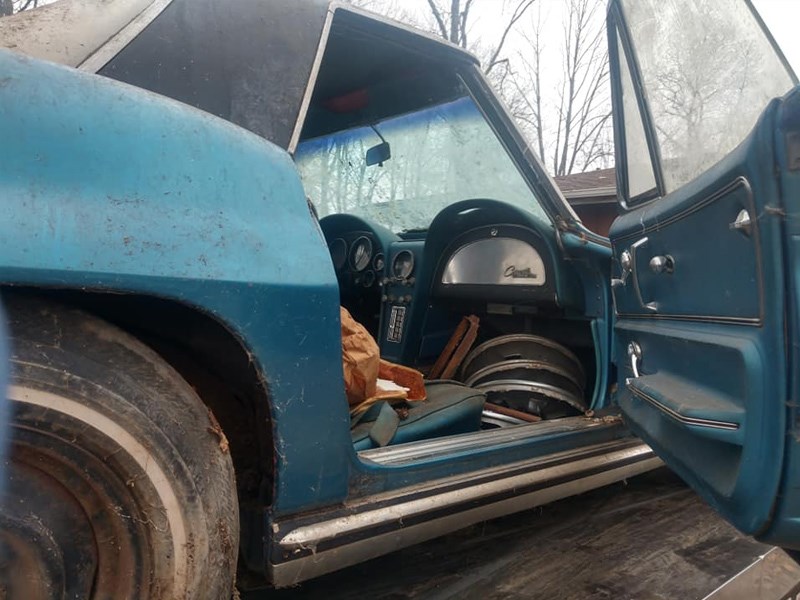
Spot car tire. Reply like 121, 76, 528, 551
0, 296, 238, 599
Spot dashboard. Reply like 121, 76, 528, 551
319, 199, 565, 365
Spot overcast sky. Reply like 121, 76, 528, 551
367, 0, 799, 75
752, 0, 799, 72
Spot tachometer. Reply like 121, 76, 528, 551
328, 238, 347, 271
349, 236, 373, 272
392, 250, 415, 279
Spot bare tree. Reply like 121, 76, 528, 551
551, 0, 611, 175
349, 0, 536, 77
345, 0, 612, 176
1, 0, 42, 16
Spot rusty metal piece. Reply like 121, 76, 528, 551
484, 402, 542, 423
429, 315, 480, 380
475, 379, 587, 420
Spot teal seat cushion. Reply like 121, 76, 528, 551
351, 381, 486, 451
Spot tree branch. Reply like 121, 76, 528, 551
426, 0, 449, 40
485, 0, 537, 75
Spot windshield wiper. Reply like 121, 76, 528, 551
401, 227, 428, 235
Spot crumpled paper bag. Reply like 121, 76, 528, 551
340, 307, 426, 415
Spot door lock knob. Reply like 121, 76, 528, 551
649, 255, 675, 274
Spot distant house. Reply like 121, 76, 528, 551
554, 167, 617, 237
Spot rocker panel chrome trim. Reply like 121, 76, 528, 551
271, 442, 660, 586
280, 441, 655, 549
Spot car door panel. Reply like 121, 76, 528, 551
612, 174, 763, 321
611, 100, 789, 536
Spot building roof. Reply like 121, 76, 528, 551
554, 167, 617, 205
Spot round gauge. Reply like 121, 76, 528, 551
349, 236, 373, 272
392, 250, 415, 279
328, 238, 347, 271
373, 253, 385, 272
362, 271, 375, 287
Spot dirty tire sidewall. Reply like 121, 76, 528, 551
4, 298, 238, 599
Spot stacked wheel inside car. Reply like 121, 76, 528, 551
461, 334, 587, 426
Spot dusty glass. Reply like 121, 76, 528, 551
621, 0, 795, 192
295, 95, 550, 234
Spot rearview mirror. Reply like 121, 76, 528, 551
366, 141, 391, 167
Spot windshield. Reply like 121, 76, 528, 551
295, 94, 550, 233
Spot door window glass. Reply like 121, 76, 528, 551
617, 34, 657, 201
621, 0, 795, 192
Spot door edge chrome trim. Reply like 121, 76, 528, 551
78, 0, 175, 73
270, 447, 661, 587
628, 385, 740, 431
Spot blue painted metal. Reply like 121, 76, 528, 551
611, 92, 793, 537
559, 231, 614, 410
758, 86, 800, 548
0, 51, 632, 525
0, 50, 350, 514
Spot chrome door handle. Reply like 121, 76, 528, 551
611, 250, 632, 288
629, 237, 658, 312
626, 341, 642, 385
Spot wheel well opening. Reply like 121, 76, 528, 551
1, 287, 274, 572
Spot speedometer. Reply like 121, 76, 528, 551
349, 236, 373, 272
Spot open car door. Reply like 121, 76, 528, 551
608, 0, 800, 547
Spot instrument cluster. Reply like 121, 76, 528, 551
328, 233, 384, 289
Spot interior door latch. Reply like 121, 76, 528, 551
611, 250, 632, 288
626, 341, 642, 386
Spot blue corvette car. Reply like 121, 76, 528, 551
0, 0, 798, 596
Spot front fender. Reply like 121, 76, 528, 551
0, 50, 350, 513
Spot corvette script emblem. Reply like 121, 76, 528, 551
504, 265, 538, 279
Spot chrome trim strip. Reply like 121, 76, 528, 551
287, 6, 335, 153
628, 385, 740, 431
280, 441, 656, 550
359, 415, 614, 466
617, 314, 762, 326
78, 0, 175, 73
615, 175, 752, 241
271, 443, 661, 586
701, 548, 800, 600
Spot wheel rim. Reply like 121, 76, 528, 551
1, 384, 186, 599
